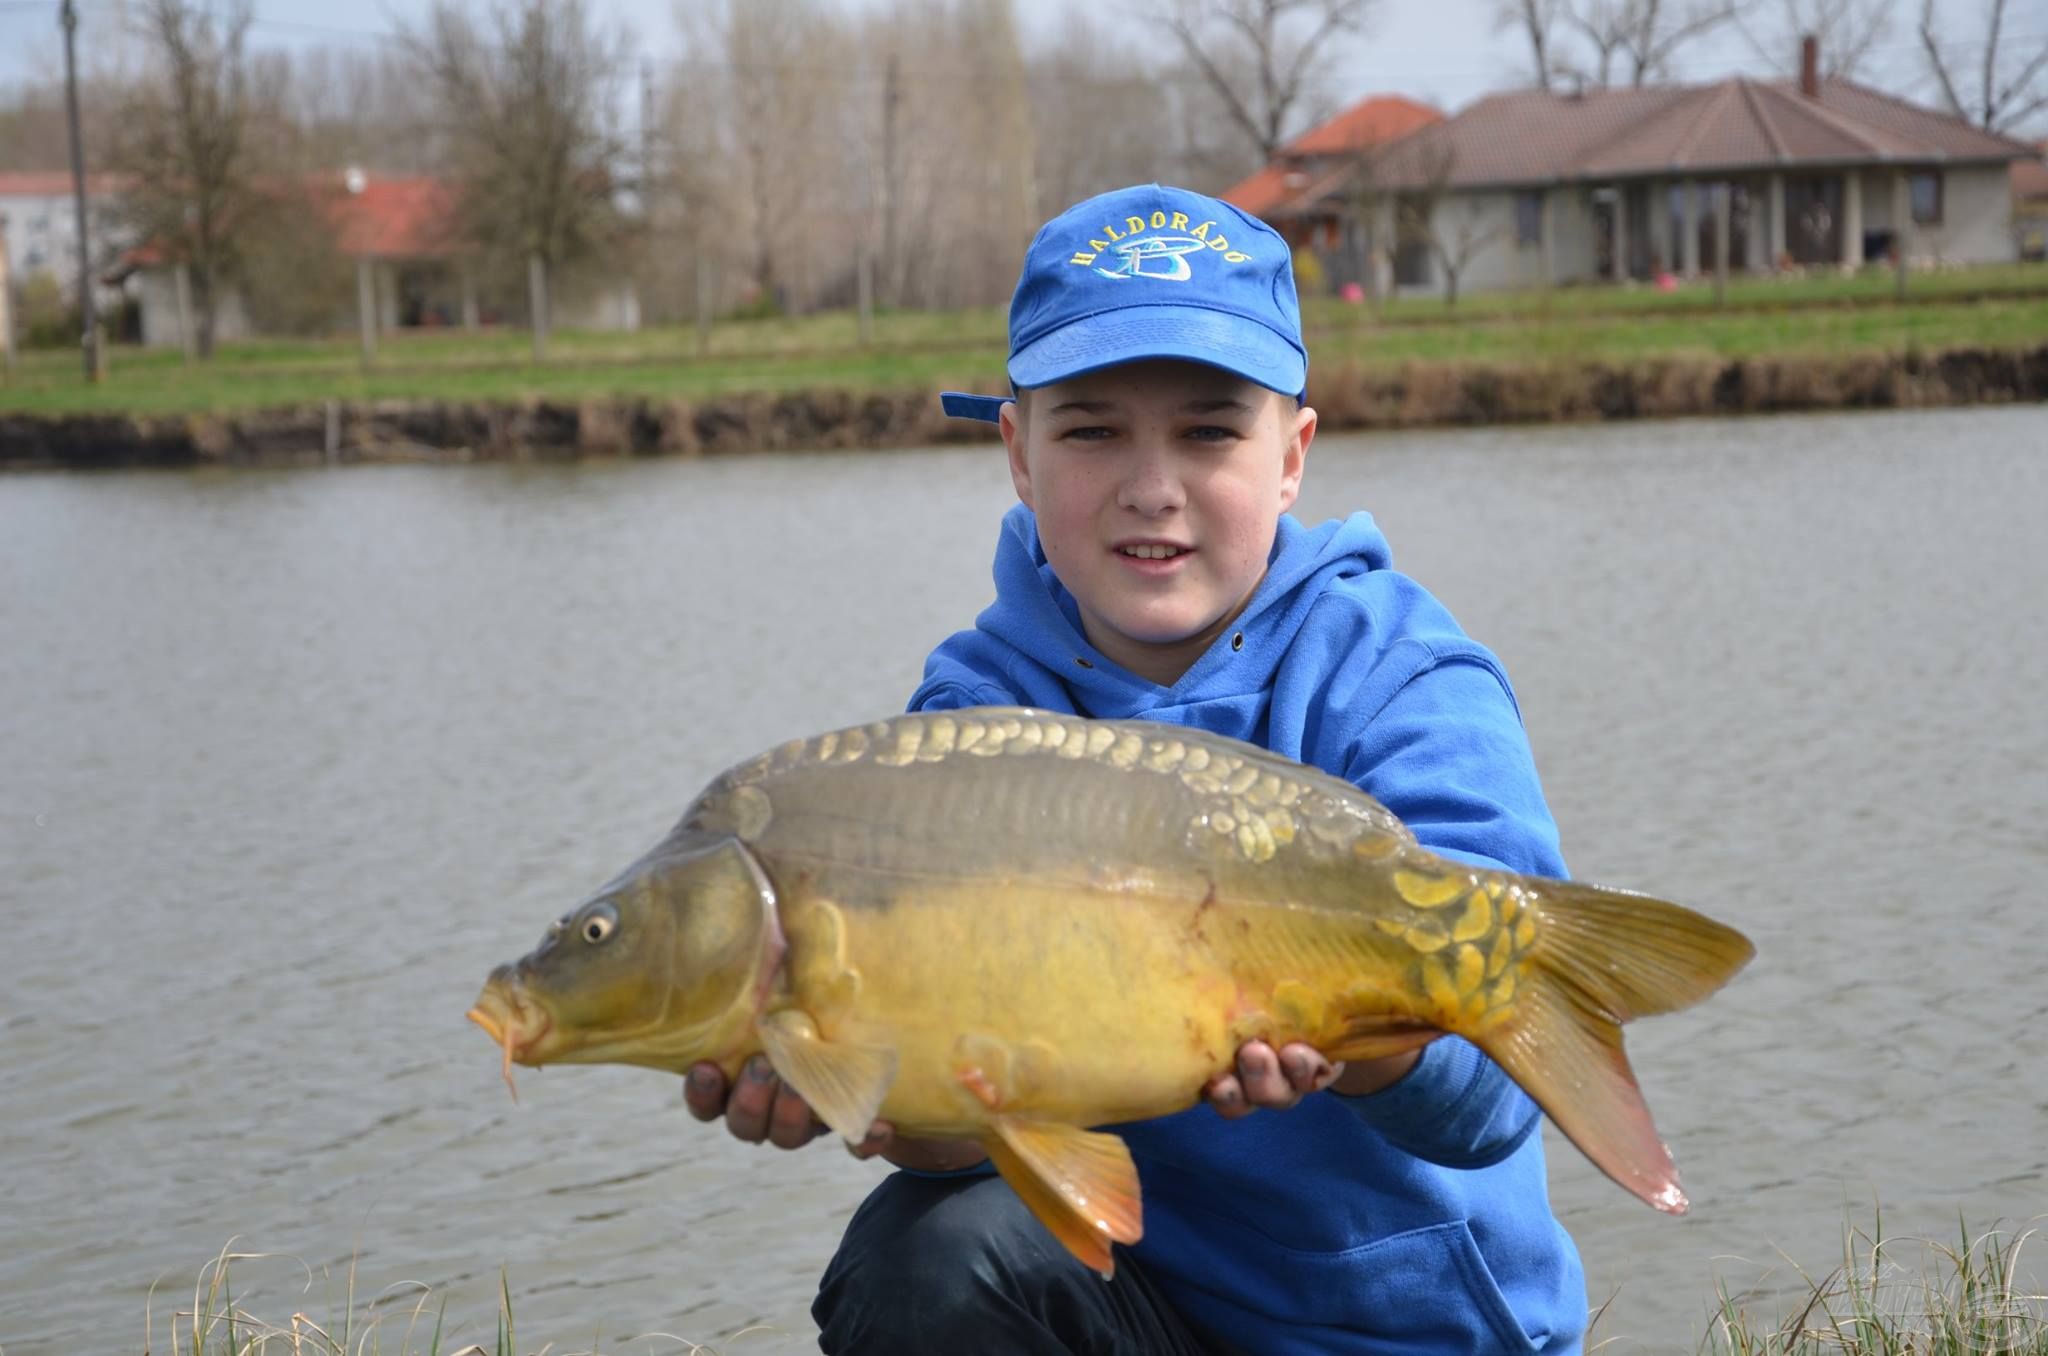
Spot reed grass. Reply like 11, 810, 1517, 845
128, 1211, 2045, 1356
135, 1240, 772, 1356
1701, 1212, 2048, 1355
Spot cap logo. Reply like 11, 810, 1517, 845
1092, 234, 1205, 281
1068, 211, 1253, 273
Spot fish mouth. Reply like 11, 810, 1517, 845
468, 978, 554, 1100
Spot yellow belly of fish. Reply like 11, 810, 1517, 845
777, 880, 1403, 1137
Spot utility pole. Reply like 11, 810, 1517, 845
878, 52, 899, 309
1, 214, 17, 383
61, 0, 102, 382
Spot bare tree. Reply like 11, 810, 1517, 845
1154, 0, 1378, 161
1496, 0, 1567, 91
0, 83, 83, 171
1555, 0, 1634, 86
1027, 18, 1167, 224
1920, 0, 2048, 133
405, 0, 628, 360
1555, 0, 1740, 87
1616, 0, 1742, 86
285, 46, 440, 174
1736, 0, 1892, 79
1338, 142, 1397, 309
674, 0, 847, 310
1399, 141, 1498, 307
104, 0, 272, 359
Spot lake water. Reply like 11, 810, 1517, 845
3, 405, 2045, 1354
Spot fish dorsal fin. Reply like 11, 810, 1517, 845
756, 1009, 897, 1144
982, 1117, 1143, 1278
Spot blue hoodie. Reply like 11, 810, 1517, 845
907, 504, 1586, 1356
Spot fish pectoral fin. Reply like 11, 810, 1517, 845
983, 1117, 1142, 1278
755, 1009, 897, 1144
1323, 1015, 1442, 1064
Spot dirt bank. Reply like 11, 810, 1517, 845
3, 345, 2042, 470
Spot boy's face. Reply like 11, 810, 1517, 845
1000, 358, 1315, 687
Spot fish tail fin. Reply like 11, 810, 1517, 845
1469, 877, 1753, 1215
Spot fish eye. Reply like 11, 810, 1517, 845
579, 903, 619, 945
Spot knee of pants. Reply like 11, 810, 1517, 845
813, 1171, 1074, 1342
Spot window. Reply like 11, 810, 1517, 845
1909, 171, 1943, 225
1515, 190, 1544, 247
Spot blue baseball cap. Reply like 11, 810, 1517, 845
940, 183, 1306, 423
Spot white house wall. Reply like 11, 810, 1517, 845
1905, 165, 2016, 265
1399, 187, 1604, 298
0, 191, 122, 285
1392, 164, 2015, 300
132, 267, 250, 348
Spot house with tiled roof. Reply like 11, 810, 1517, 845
0, 171, 131, 314
109, 170, 641, 348
1222, 94, 1443, 227
1240, 39, 2038, 299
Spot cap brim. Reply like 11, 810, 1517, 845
1008, 305, 1306, 399
940, 392, 1012, 423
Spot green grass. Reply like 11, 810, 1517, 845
127, 1211, 2047, 1356
137, 1242, 767, 1355
1306, 260, 2048, 327
3, 262, 2043, 419
1699, 1212, 2048, 1355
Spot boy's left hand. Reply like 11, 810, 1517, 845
1205, 1041, 1422, 1118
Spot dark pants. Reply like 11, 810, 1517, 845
812, 1170, 1226, 1355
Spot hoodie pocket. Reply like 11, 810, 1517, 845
1253, 1218, 1541, 1354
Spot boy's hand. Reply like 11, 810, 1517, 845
684, 1058, 989, 1173
1204, 1040, 1424, 1118
686, 1056, 831, 1149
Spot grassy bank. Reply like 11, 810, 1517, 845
1704, 1214, 2048, 1355
2, 264, 2043, 422
4, 343, 2041, 469
137, 1213, 2046, 1355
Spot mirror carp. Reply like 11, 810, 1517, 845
469, 707, 1754, 1276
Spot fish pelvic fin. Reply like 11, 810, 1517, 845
1322, 1016, 1441, 1064
983, 1118, 1143, 1278
756, 1009, 897, 1144
1473, 877, 1754, 1216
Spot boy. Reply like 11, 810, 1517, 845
686, 184, 1586, 1355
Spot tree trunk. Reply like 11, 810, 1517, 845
173, 262, 194, 363
529, 251, 550, 363
193, 262, 216, 360
357, 257, 377, 366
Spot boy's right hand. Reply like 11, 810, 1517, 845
685, 1058, 989, 1174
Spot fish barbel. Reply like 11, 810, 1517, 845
469, 708, 1753, 1275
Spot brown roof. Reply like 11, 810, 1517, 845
1351, 77, 2036, 193
1224, 164, 1314, 217
325, 176, 461, 259
1284, 95, 1442, 156
1222, 95, 1444, 216
0, 171, 129, 198
105, 172, 463, 279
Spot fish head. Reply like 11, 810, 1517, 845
470, 831, 781, 1084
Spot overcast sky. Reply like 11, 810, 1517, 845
0, 0, 2025, 137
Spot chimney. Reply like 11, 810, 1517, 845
1800, 34, 1820, 98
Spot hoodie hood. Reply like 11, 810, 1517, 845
964, 502, 1393, 721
